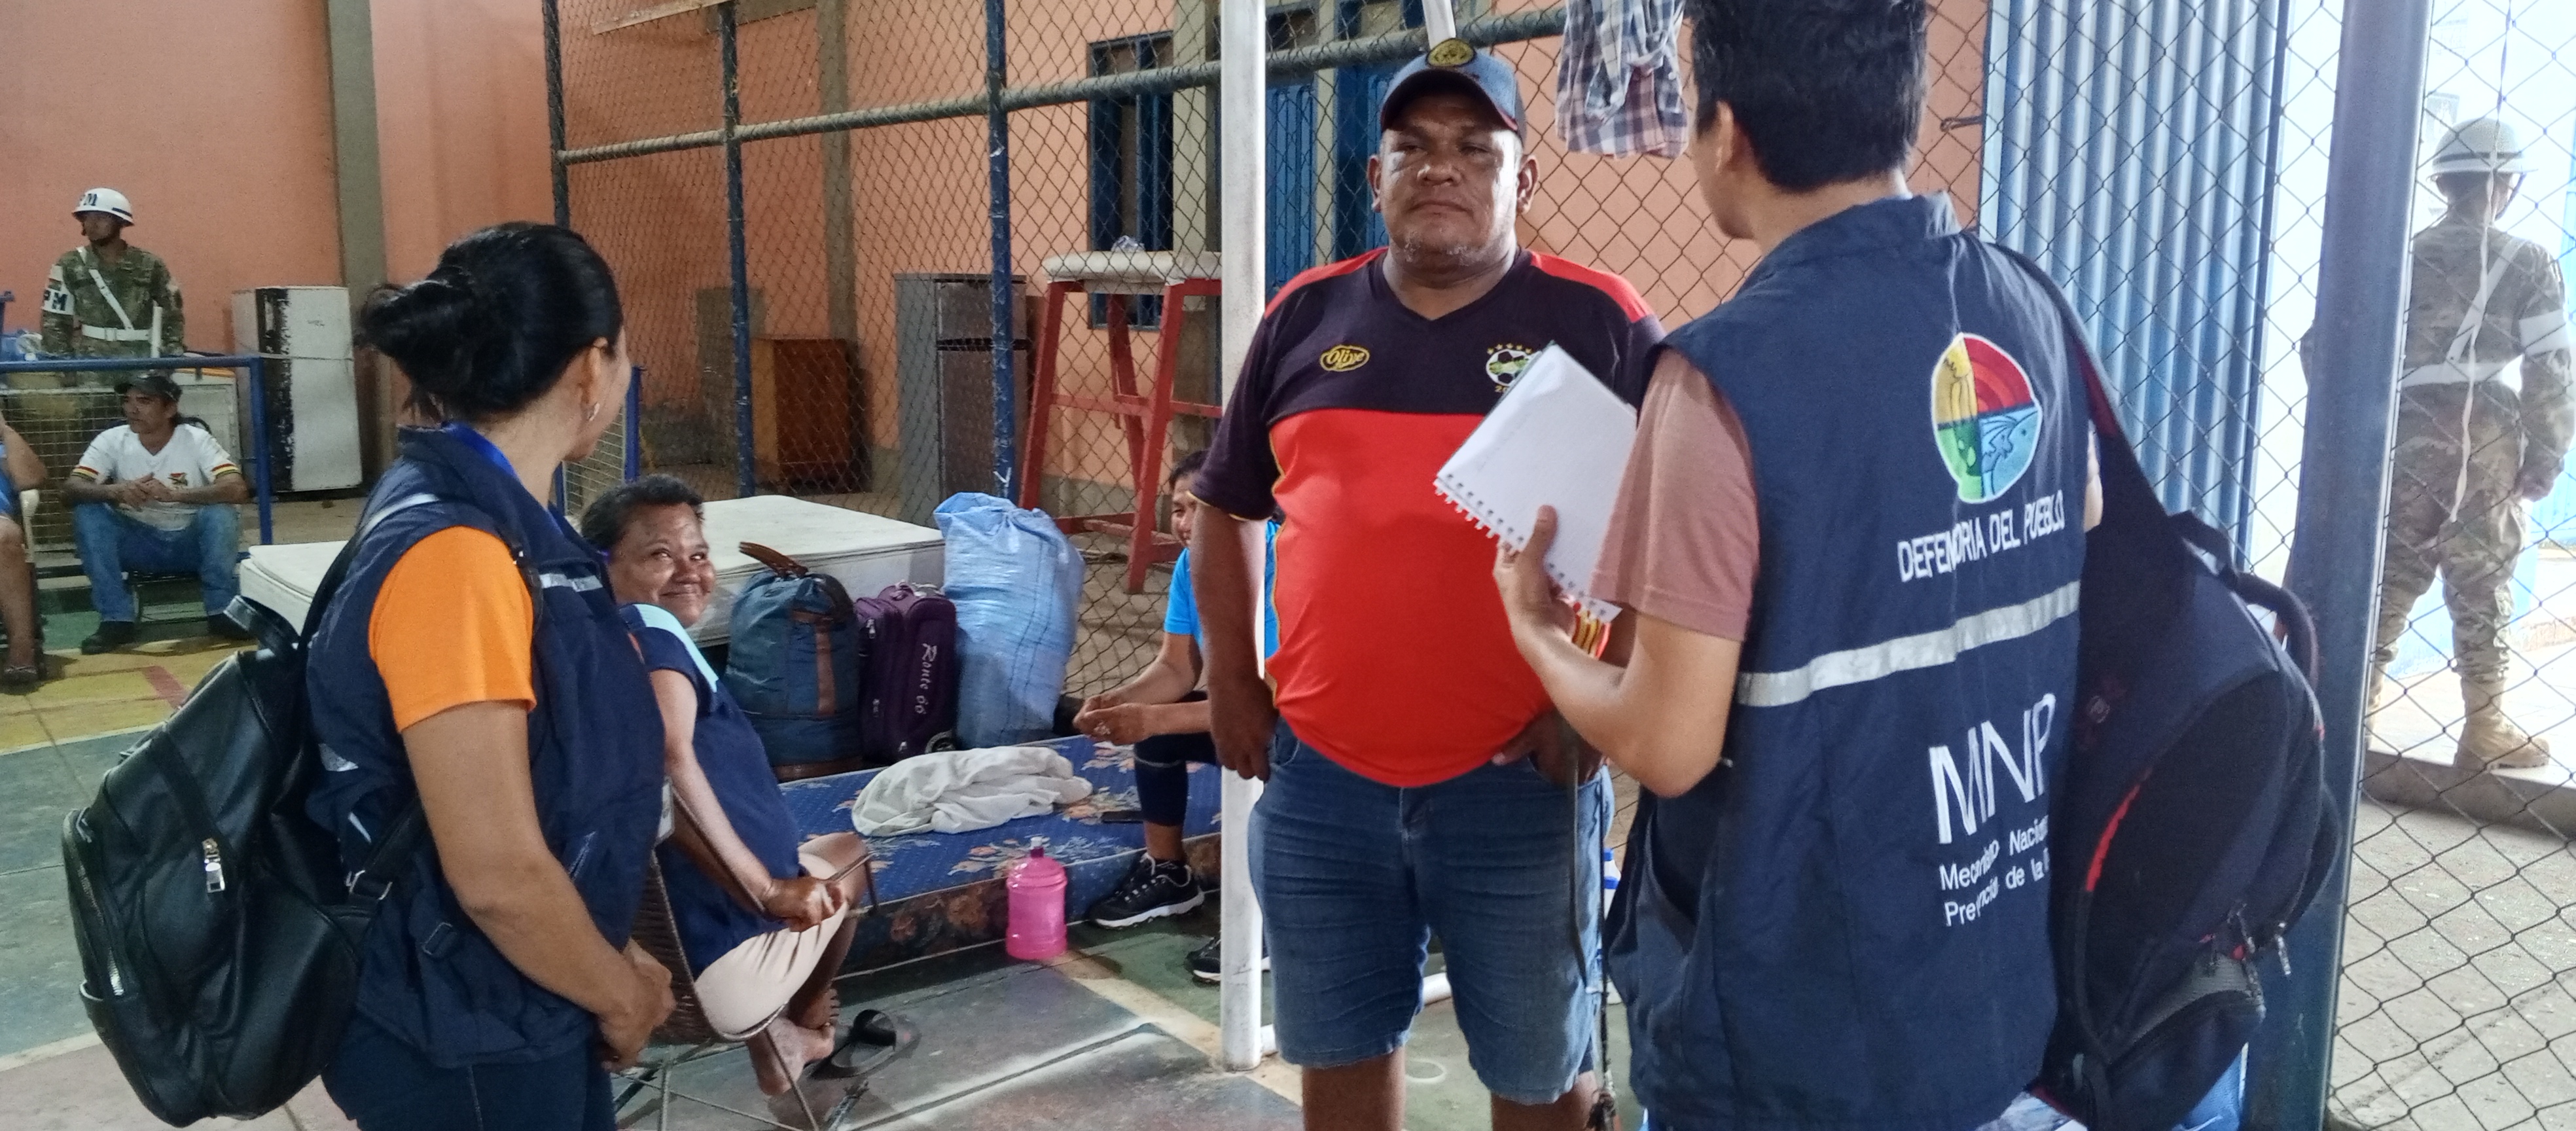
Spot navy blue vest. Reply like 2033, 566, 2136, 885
1609, 196, 2088, 1130
625, 606, 804, 977
306, 427, 665, 1067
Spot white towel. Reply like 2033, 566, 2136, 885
851, 746, 1096, 836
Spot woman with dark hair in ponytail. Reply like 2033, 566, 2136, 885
304, 223, 673, 1130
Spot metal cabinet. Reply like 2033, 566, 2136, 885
893, 274, 1029, 525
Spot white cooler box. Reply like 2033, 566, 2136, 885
239, 495, 945, 644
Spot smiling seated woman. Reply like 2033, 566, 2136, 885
581, 475, 874, 1097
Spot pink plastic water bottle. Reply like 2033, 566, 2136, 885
1005, 840, 1069, 960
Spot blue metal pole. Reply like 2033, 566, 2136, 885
544, 0, 570, 228
245, 359, 276, 545
626, 365, 644, 482
723, 0, 755, 501
986, 0, 1017, 501
2251, 1, 2431, 1128
0, 357, 266, 374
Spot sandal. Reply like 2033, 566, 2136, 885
810, 1009, 916, 1080
1, 663, 43, 691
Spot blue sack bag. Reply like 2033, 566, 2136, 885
722, 543, 866, 771
934, 493, 1082, 747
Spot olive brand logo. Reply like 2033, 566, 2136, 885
1930, 333, 2042, 503
1484, 343, 1535, 390
1319, 344, 1370, 372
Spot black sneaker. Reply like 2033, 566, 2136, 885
1186, 936, 1268, 984
1085, 855, 1204, 928
207, 615, 254, 642
82, 620, 139, 655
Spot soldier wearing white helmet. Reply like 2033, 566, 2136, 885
2367, 116, 2573, 771
37, 188, 186, 365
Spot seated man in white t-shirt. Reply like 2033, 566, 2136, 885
64, 372, 251, 653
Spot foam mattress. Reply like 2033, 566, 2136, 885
239, 494, 945, 645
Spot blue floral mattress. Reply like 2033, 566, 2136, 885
776, 736, 1222, 919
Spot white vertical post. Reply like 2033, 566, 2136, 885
1423, 0, 1458, 45
1217, 0, 1270, 1077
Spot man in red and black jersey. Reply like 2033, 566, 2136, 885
1191, 43, 1661, 1131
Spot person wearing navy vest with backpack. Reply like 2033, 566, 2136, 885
304, 223, 673, 1130
1497, 2, 2107, 1128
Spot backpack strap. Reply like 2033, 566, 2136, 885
1986, 247, 2177, 535
315, 491, 533, 903
740, 541, 809, 578
298, 493, 446, 641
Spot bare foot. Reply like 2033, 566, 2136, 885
749, 1017, 804, 1096
748, 1014, 842, 1095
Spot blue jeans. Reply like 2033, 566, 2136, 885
72, 501, 240, 622
1249, 721, 1607, 1105
323, 1011, 613, 1131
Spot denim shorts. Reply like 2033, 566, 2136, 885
1248, 720, 1609, 1105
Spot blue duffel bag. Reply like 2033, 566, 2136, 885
723, 542, 866, 775
935, 493, 1082, 748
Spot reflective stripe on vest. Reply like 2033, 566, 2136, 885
1735, 580, 2082, 709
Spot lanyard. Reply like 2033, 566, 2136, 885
442, 423, 517, 480
440, 423, 586, 540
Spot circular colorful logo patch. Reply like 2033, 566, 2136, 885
1930, 333, 2042, 503
1484, 343, 1535, 390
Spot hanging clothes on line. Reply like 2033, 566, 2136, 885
1555, 0, 1688, 158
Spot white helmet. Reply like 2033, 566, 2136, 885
73, 187, 134, 224
2427, 117, 2533, 177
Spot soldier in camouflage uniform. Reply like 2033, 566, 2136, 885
2370, 118, 2573, 771
37, 188, 185, 368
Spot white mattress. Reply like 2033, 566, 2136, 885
239, 494, 945, 645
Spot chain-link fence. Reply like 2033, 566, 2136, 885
548, 0, 1990, 697
2314, 6, 2576, 1127
551, 0, 2576, 1125
1986, 2, 2576, 1126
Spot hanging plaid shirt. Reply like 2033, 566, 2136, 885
1555, 0, 1689, 158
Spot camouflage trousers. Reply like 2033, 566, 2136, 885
2371, 398, 2529, 684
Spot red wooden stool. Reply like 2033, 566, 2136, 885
1020, 253, 1222, 594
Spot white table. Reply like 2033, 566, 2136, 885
239, 494, 944, 644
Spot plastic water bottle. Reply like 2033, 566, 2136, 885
1005, 839, 1068, 960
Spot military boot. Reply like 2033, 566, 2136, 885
2457, 675, 2552, 772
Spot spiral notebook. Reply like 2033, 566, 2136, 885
1434, 343, 1637, 628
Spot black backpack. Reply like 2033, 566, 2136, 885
2012, 256, 2341, 1131
60, 494, 463, 1124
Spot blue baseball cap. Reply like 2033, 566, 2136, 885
1378, 39, 1524, 134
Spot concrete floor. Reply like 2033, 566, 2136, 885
0, 498, 1644, 1130
19, 496, 2576, 1130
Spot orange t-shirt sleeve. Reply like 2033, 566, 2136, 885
368, 527, 537, 731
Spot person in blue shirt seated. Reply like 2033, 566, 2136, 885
582, 475, 872, 1098
1073, 450, 1277, 979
